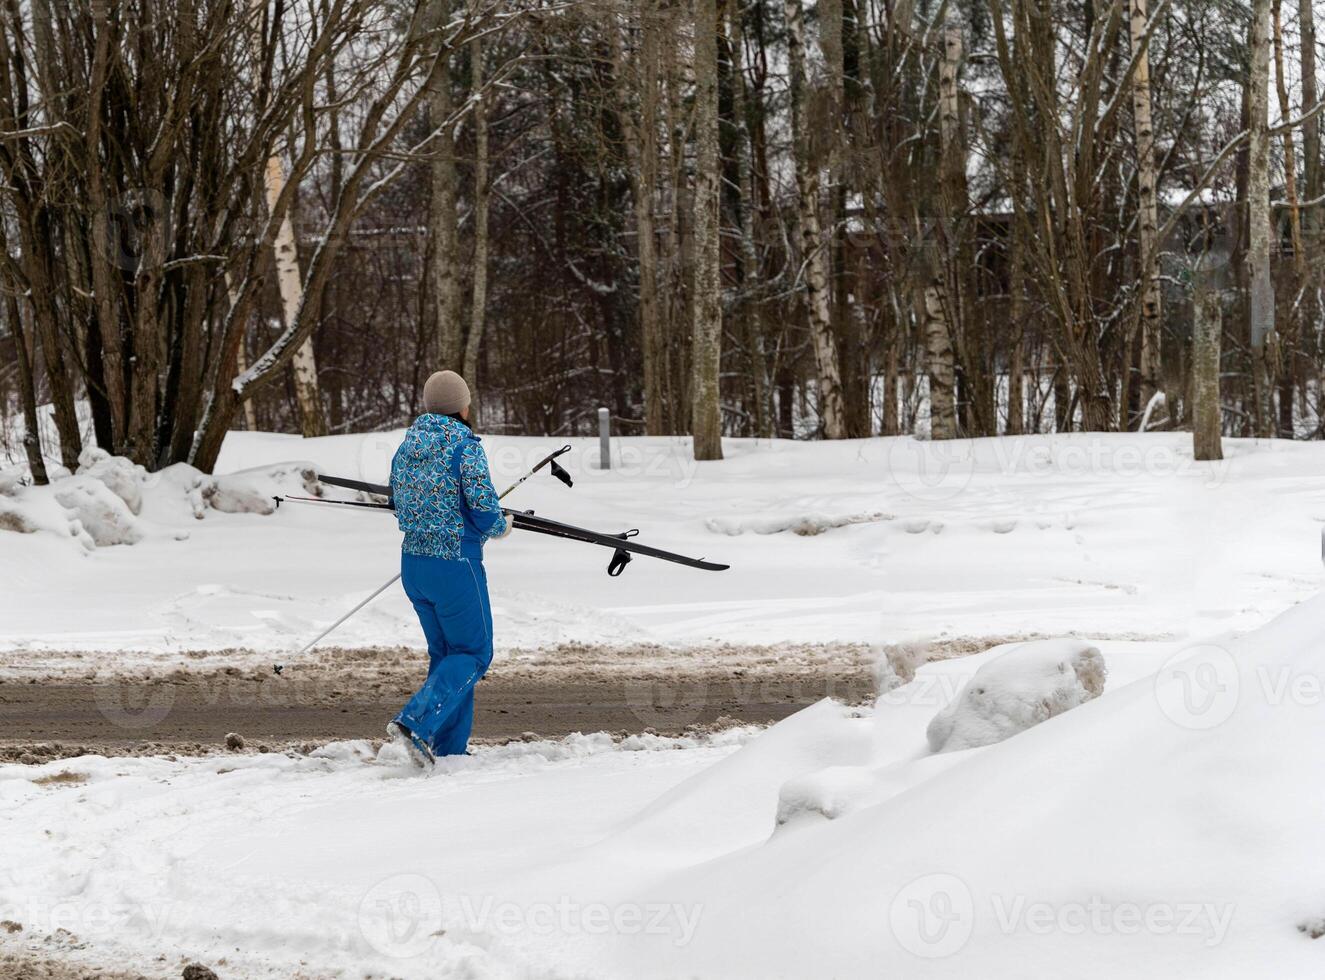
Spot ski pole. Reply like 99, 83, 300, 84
272, 574, 401, 676
273, 445, 573, 675
498, 444, 572, 497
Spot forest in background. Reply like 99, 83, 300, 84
1, 0, 1323, 477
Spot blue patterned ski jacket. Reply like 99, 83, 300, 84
390, 414, 508, 560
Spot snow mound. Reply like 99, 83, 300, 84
145, 462, 213, 521
706, 510, 890, 536
0, 495, 36, 534
53, 475, 142, 547
774, 765, 877, 830
76, 446, 148, 515
205, 462, 318, 515
926, 638, 1105, 753
0, 466, 24, 496
0, 455, 317, 552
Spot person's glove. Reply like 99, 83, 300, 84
492, 516, 515, 539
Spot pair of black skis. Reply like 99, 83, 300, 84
297, 467, 729, 576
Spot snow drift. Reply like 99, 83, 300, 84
925, 638, 1106, 753
591, 600, 1325, 979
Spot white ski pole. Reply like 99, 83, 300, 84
272, 574, 400, 675
272, 446, 573, 675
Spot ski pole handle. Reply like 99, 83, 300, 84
498, 444, 572, 499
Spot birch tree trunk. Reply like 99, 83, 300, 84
924, 281, 958, 440
462, 25, 489, 402
1273, 0, 1304, 438
783, 0, 847, 439
928, 20, 964, 441
262, 153, 327, 437
727, 0, 769, 438
249, 0, 324, 438
1247, 0, 1277, 438
1130, 0, 1162, 418
691, 0, 723, 460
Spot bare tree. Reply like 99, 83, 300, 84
1191, 245, 1227, 461
428, 0, 464, 372
463, 12, 490, 397
691, 0, 723, 460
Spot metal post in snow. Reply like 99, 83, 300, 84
598, 407, 611, 470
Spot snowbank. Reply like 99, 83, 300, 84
592, 601, 1325, 979
53, 476, 143, 546
0, 453, 316, 554
925, 638, 1106, 753
76, 447, 147, 515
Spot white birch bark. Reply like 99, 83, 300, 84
1130, 0, 1162, 417
924, 281, 958, 440
783, 0, 847, 439
248, 0, 324, 438
1247, 0, 1277, 437
262, 153, 325, 437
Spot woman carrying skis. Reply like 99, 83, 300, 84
386, 370, 511, 766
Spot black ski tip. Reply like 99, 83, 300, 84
273, 663, 284, 676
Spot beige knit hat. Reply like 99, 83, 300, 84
422, 370, 471, 415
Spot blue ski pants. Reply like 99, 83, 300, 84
394, 553, 494, 756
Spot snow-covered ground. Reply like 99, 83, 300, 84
1, 430, 1322, 672
3, 430, 1324, 977
3, 610, 1324, 978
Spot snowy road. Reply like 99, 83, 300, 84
0, 646, 875, 760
